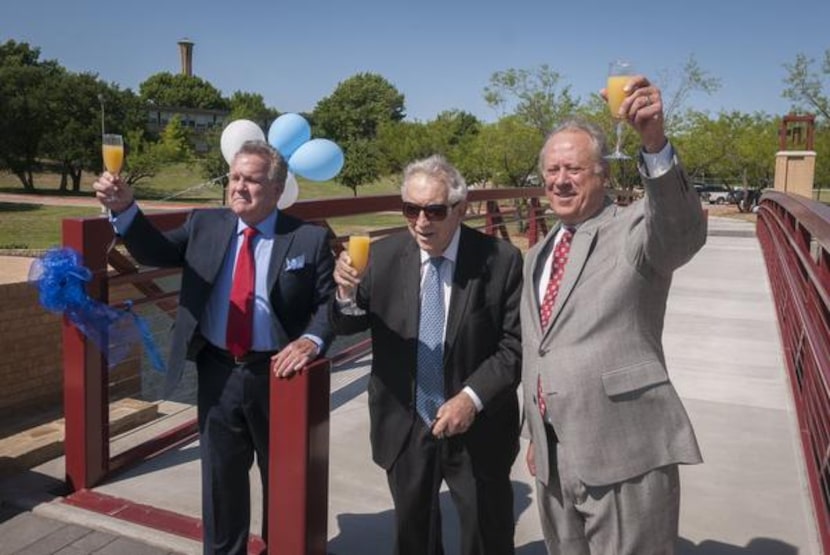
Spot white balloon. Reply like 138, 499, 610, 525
220, 119, 265, 165
277, 172, 300, 210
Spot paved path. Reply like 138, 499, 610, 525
0, 216, 821, 554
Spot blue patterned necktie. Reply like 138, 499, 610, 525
416, 256, 446, 427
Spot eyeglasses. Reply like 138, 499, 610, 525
402, 201, 460, 222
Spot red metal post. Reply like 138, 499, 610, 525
268, 359, 331, 554
61, 218, 112, 491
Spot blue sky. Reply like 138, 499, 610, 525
2, 0, 828, 123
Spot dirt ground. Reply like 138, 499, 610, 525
0, 255, 36, 285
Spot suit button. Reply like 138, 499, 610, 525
538, 348, 548, 356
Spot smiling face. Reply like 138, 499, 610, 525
403, 173, 466, 257
540, 129, 608, 225
227, 152, 283, 225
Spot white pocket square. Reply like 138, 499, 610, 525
285, 255, 305, 271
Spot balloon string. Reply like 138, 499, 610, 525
157, 173, 228, 203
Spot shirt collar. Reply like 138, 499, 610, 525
236, 210, 278, 238
419, 225, 461, 265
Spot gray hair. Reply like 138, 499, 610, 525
401, 154, 468, 204
538, 118, 610, 179
234, 140, 288, 186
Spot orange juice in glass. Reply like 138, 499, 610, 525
102, 134, 124, 174
606, 60, 634, 160
606, 75, 630, 120
347, 235, 371, 272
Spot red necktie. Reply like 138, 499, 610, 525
537, 227, 574, 417
226, 227, 258, 357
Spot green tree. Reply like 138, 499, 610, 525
376, 110, 481, 176
783, 50, 830, 120
464, 116, 541, 188
338, 139, 382, 196
376, 120, 433, 174
814, 122, 830, 189
43, 72, 108, 192
156, 115, 194, 163
484, 65, 579, 135
674, 111, 776, 189
313, 73, 405, 195
426, 110, 481, 155
197, 127, 229, 186
0, 40, 62, 189
313, 73, 405, 143
140, 72, 229, 110
122, 130, 164, 186
228, 91, 278, 128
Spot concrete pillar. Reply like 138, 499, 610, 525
774, 150, 816, 199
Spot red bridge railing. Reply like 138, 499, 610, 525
756, 190, 830, 553
60, 187, 550, 554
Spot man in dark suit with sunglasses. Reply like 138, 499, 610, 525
332, 154, 523, 555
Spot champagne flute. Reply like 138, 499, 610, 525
347, 233, 371, 273
606, 59, 634, 160
101, 134, 124, 215
102, 133, 124, 174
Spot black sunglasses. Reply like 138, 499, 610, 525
402, 201, 460, 222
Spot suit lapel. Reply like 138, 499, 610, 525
397, 237, 422, 340
541, 200, 615, 337
267, 212, 296, 291
542, 225, 595, 332
208, 211, 238, 283
444, 228, 476, 357
528, 229, 557, 339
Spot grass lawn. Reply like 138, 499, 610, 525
0, 203, 103, 250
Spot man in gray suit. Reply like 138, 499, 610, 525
521, 75, 706, 554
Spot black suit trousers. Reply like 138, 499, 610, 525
386, 418, 515, 555
197, 348, 271, 555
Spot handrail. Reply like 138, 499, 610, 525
756, 190, 830, 554
60, 187, 552, 554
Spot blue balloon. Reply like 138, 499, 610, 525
288, 139, 345, 181
268, 113, 311, 159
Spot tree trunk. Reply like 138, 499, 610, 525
16, 171, 35, 191
59, 172, 68, 192
71, 168, 82, 192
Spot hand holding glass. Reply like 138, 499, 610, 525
606, 60, 634, 160
102, 134, 124, 174
347, 235, 371, 273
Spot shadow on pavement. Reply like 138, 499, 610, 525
328, 480, 538, 554
678, 537, 798, 554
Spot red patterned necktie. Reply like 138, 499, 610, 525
226, 226, 258, 357
537, 227, 574, 418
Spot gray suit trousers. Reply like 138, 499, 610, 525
537, 435, 680, 555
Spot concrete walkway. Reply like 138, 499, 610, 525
0, 216, 821, 554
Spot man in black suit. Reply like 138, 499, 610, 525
332, 154, 522, 555
93, 141, 335, 554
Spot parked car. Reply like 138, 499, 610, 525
695, 184, 735, 204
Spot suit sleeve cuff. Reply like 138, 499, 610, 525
301, 334, 324, 356
110, 201, 139, 236
462, 386, 483, 412
639, 141, 674, 179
